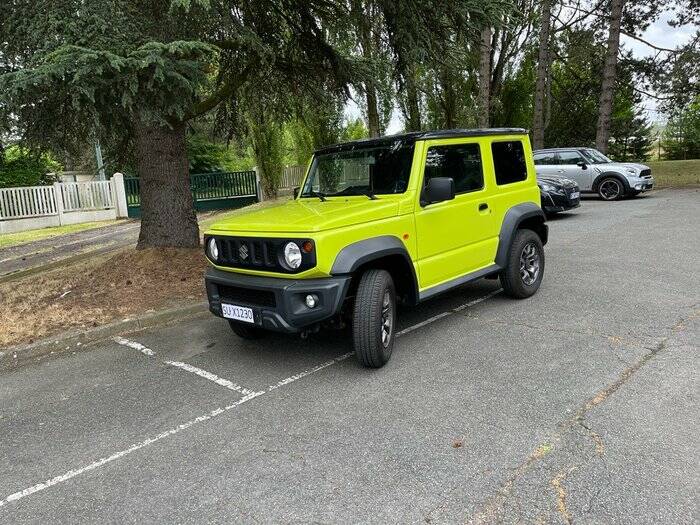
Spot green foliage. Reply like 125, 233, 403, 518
186, 134, 253, 173
0, 146, 62, 188
341, 118, 369, 141
248, 112, 285, 198
663, 97, 700, 160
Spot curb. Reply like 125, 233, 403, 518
0, 302, 209, 369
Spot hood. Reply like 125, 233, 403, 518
536, 175, 578, 189
616, 162, 650, 171
208, 198, 400, 233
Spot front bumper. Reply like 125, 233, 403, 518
541, 190, 581, 214
205, 267, 351, 333
628, 176, 654, 192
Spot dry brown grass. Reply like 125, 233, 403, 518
0, 247, 207, 348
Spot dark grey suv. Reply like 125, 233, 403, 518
533, 148, 654, 200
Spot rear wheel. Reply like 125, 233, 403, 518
228, 320, 266, 339
352, 269, 396, 368
597, 177, 624, 201
500, 229, 545, 299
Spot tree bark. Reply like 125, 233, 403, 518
404, 68, 422, 132
532, 0, 552, 150
356, 2, 381, 137
478, 26, 492, 128
134, 121, 199, 249
596, 0, 625, 154
365, 87, 381, 137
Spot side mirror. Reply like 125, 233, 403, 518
577, 161, 587, 170
293, 187, 300, 198
422, 177, 455, 206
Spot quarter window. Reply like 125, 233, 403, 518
557, 151, 585, 165
533, 152, 556, 165
492, 141, 528, 185
424, 143, 484, 194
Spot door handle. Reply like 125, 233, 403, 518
478, 203, 489, 211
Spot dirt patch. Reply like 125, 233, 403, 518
0, 247, 207, 348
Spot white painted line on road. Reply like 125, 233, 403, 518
0, 353, 353, 509
268, 352, 354, 391
0, 290, 501, 509
112, 337, 155, 356
396, 288, 502, 337
165, 361, 260, 397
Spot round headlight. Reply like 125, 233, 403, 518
283, 242, 302, 269
207, 237, 219, 261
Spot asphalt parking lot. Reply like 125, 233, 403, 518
1, 188, 698, 524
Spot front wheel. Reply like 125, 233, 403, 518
500, 229, 545, 299
597, 177, 624, 201
352, 269, 396, 368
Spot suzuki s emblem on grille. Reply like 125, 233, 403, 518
239, 244, 249, 260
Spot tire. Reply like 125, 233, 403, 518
352, 269, 396, 368
228, 320, 265, 339
500, 229, 545, 299
597, 177, 624, 201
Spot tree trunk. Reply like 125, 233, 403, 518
596, 0, 625, 154
357, 2, 382, 138
478, 26, 492, 128
532, 0, 552, 150
441, 68, 458, 129
134, 121, 199, 249
365, 87, 381, 137
405, 68, 422, 132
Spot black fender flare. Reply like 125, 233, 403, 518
330, 235, 419, 304
495, 203, 548, 268
592, 171, 630, 193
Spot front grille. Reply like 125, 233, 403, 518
640, 168, 651, 177
207, 235, 316, 274
217, 284, 277, 307
219, 237, 278, 269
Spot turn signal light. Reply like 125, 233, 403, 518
302, 241, 314, 253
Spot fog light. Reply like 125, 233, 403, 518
635, 184, 642, 190
305, 294, 318, 308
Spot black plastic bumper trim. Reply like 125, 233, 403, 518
205, 267, 351, 333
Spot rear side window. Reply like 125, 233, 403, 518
424, 143, 484, 194
533, 152, 556, 165
492, 141, 527, 185
557, 150, 585, 165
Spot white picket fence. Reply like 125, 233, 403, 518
280, 165, 306, 190
0, 176, 128, 234
60, 180, 114, 212
0, 185, 58, 220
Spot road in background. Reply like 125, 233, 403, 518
1, 189, 698, 523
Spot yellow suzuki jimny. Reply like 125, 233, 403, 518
204, 128, 547, 367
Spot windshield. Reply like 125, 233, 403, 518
581, 149, 613, 164
301, 141, 415, 198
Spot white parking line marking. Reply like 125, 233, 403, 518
112, 337, 155, 356
0, 353, 353, 508
396, 288, 502, 337
166, 361, 260, 397
0, 290, 500, 509
268, 352, 354, 391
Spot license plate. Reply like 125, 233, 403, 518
570, 191, 580, 199
221, 303, 255, 323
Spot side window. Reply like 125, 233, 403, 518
492, 141, 528, 185
533, 152, 556, 165
557, 150, 585, 165
424, 143, 484, 194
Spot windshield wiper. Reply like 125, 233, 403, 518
306, 190, 327, 202
336, 186, 378, 200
